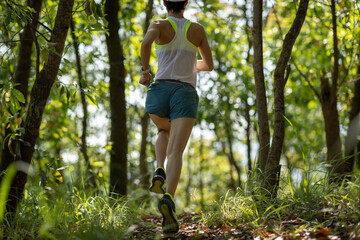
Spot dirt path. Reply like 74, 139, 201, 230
127, 212, 251, 239
124, 212, 351, 239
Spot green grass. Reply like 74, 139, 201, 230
1, 163, 359, 239
199, 171, 360, 238
1, 183, 147, 239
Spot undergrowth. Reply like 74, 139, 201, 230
1, 183, 153, 239
199, 172, 360, 238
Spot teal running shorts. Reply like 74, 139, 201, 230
145, 79, 199, 121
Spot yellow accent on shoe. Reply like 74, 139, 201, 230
159, 194, 179, 233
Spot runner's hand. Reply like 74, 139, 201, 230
140, 73, 152, 86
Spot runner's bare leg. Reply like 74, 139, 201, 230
149, 114, 170, 168
166, 117, 196, 197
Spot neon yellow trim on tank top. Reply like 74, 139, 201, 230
184, 20, 197, 50
155, 18, 177, 50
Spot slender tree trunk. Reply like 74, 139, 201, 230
104, 0, 128, 196
357, 142, 360, 170
225, 119, 242, 188
70, 19, 96, 187
264, 0, 309, 198
320, 79, 342, 176
319, 0, 343, 180
244, 99, 252, 173
199, 134, 205, 210
139, 0, 154, 190
185, 147, 192, 207
220, 140, 235, 191
253, 0, 270, 175
4, 0, 74, 216
344, 60, 360, 175
139, 114, 150, 188
0, 0, 42, 176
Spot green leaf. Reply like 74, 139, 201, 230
40, 171, 47, 187
60, 85, 65, 96
80, 78, 87, 88
63, 58, 71, 65
72, 90, 77, 100
0, 164, 17, 223
5, 14, 11, 26
18, 138, 31, 147
282, 114, 294, 128
11, 89, 25, 103
17, 127, 25, 134
54, 171, 63, 182
66, 88, 70, 106
85, 92, 99, 108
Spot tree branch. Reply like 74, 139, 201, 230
292, 59, 322, 101
35, 29, 50, 42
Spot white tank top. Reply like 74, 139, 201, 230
155, 16, 198, 87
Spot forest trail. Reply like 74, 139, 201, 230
125, 212, 344, 240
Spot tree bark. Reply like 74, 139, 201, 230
253, 0, 270, 175
225, 119, 242, 188
244, 99, 252, 173
185, 148, 192, 207
139, 0, 154, 190
319, 0, 343, 180
344, 60, 360, 175
104, 0, 128, 196
139, 114, 150, 189
70, 19, 96, 187
4, 0, 74, 215
264, 0, 309, 198
220, 140, 235, 191
320, 75, 343, 176
199, 134, 205, 210
0, 0, 42, 177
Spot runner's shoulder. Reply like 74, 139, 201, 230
151, 19, 170, 27
189, 22, 206, 35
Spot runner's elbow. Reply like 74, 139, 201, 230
208, 62, 213, 71
206, 60, 213, 71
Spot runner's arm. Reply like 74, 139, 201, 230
197, 26, 213, 71
141, 21, 160, 70
140, 22, 160, 86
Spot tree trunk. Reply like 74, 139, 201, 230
244, 99, 252, 173
185, 147, 192, 207
4, 0, 74, 216
253, 0, 270, 175
104, 0, 128, 196
344, 60, 360, 175
0, 0, 42, 177
139, 114, 150, 189
319, 0, 343, 181
225, 119, 242, 188
220, 140, 235, 191
199, 134, 205, 210
264, 0, 309, 198
139, 0, 154, 190
320, 78, 343, 177
70, 19, 96, 187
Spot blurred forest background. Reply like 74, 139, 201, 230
0, 0, 359, 239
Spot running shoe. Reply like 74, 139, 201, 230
149, 167, 166, 194
158, 193, 179, 234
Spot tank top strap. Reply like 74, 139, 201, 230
167, 18, 177, 32
154, 18, 178, 50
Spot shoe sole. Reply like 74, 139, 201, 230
149, 176, 165, 194
158, 200, 179, 234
